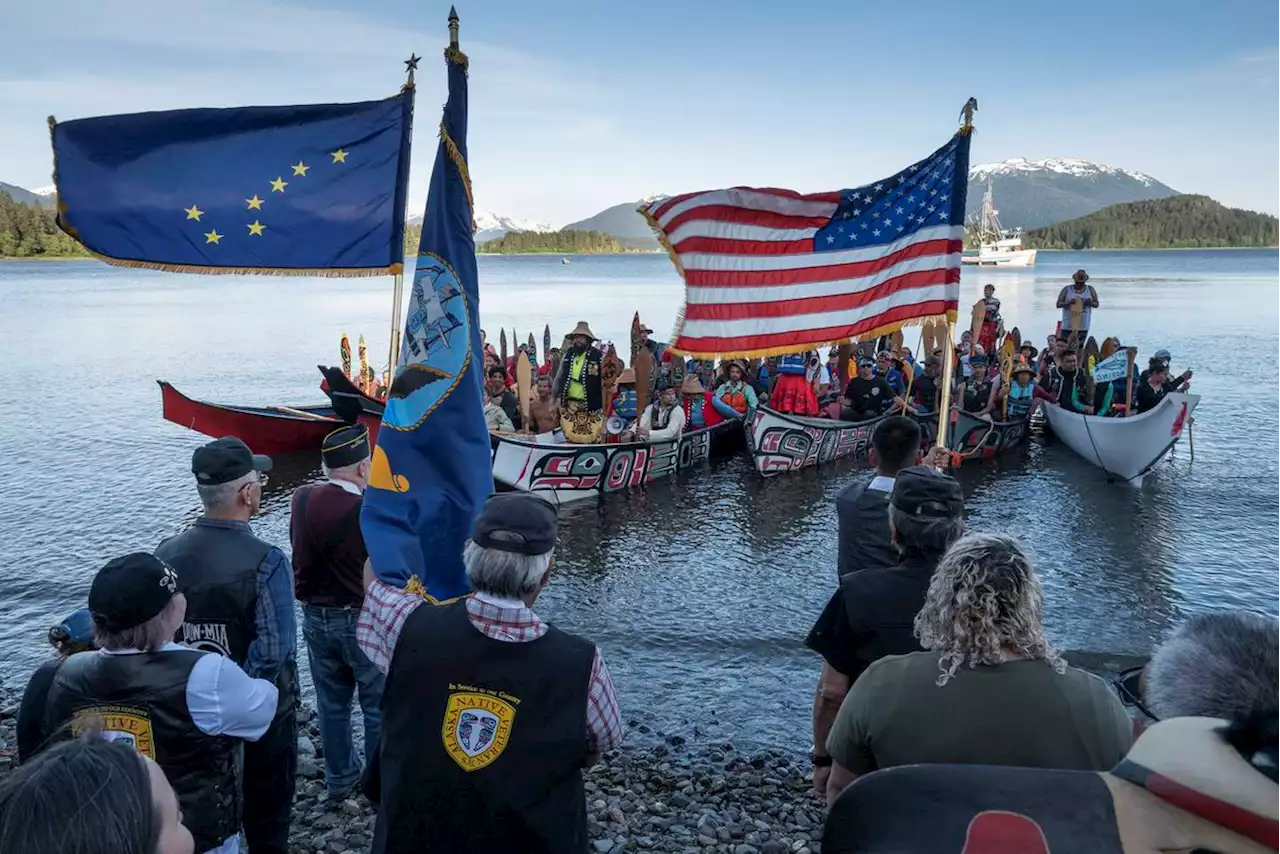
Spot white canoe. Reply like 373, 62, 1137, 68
489, 421, 742, 504
1041, 392, 1199, 485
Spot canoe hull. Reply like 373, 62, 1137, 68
490, 420, 744, 504
747, 407, 942, 476
1041, 392, 1199, 484
158, 381, 381, 455
950, 411, 1030, 461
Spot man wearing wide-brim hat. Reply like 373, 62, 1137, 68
1001, 360, 1054, 420
551, 321, 606, 443
680, 372, 723, 430
1056, 269, 1099, 346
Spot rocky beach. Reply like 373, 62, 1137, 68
0, 691, 827, 854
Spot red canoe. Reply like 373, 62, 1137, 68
158, 381, 382, 455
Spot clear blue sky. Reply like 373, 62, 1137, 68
4, 0, 1276, 223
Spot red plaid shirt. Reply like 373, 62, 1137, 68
357, 580, 623, 753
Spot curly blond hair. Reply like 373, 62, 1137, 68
913, 533, 1065, 686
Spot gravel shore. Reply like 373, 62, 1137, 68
0, 694, 825, 854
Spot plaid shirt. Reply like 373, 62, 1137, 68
358, 580, 623, 753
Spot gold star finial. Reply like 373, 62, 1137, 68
270, 176, 288, 193
204, 229, 223, 244
246, 194, 264, 210
330, 149, 348, 164
185, 204, 204, 221
291, 161, 309, 177
247, 220, 266, 237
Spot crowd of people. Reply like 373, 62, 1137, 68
0, 287, 1260, 854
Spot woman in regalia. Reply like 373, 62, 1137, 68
771, 351, 819, 416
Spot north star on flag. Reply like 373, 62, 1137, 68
641, 131, 972, 357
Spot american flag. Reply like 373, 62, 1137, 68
641, 132, 971, 357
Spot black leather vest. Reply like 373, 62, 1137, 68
156, 521, 270, 663
43, 650, 239, 853
373, 599, 596, 854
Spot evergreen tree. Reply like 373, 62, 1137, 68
1022, 195, 1278, 250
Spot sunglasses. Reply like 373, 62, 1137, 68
1113, 665, 1158, 722
242, 473, 269, 492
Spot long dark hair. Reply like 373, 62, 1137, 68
0, 737, 160, 854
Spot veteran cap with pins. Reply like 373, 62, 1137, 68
322, 423, 371, 470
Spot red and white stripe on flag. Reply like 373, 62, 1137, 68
641, 135, 969, 358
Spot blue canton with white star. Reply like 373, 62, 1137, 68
815, 134, 970, 251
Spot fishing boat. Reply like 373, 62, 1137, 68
1041, 392, 1198, 485
157, 381, 381, 455
961, 182, 1037, 267
747, 407, 941, 476
490, 421, 743, 504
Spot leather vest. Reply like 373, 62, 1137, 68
43, 650, 239, 853
373, 599, 596, 854
155, 521, 269, 663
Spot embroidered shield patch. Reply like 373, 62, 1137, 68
71, 705, 157, 759
441, 691, 517, 772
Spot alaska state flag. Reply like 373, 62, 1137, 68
360, 45, 491, 598
50, 92, 412, 275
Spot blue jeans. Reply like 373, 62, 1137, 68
302, 604, 385, 796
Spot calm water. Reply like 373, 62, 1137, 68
1, 249, 1277, 748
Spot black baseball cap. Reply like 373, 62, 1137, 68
471, 492, 558, 556
192, 437, 272, 485
89, 553, 182, 632
891, 465, 964, 518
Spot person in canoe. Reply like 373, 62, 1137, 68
842, 357, 912, 422
954, 351, 999, 417
636, 378, 685, 442
1001, 362, 1055, 419
772, 351, 821, 416
1134, 359, 1177, 414
1019, 342, 1038, 369
681, 374, 722, 431
551, 321, 606, 444
527, 374, 561, 434
1141, 348, 1194, 393
610, 367, 639, 429
712, 360, 759, 421
1038, 347, 1093, 414
876, 351, 907, 397
1056, 269, 1099, 347
909, 356, 942, 415
485, 364, 522, 430
977, 284, 1003, 355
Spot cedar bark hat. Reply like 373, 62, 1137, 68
567, 321, 598, 340
681, 375, 705, 395
1072, 269, 1089, 282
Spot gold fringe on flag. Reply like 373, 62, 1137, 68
440, 122, 476, 235
663, 310, 959, 361
72, 249, 402, 278
403, 573, 464, 605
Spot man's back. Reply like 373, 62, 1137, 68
290, 483, 366, 607
835, 477, 895, 579
374, 599, 597, 854
831, 651, 1131, 775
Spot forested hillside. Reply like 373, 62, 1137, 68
0, 193, 89, 258
1024, 195, 1277, 249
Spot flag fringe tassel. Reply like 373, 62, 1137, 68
75, 248, 401, 278
439, 123, 476, 234
403, 574, 464, 605
664, 310, 958, 361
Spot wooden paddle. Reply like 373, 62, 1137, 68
515, 352, 532, 430
635, 344, 653, 416
1099, 336, 1118, 362
969, 299, 985, 348
837, 342, 853, 390
1083, 336, 1099, 376
889, 328, 904, 353
273, 405, 335, 422
1068, 298, 1084, 348
1000, 332, 1016, 418
499, 329, 508, 374
630, 312, 642, 364
542, 324, 552, 368
527, 332, 537, 365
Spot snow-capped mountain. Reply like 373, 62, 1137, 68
474, 208, 554, 243
407, 207, 555, 242
32, 185, 57, 197
965, 158, 1178, 230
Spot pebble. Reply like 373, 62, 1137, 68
0, 691, 828, 854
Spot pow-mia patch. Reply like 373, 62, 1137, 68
71, 705, 156, 759
441, 690, 517, 772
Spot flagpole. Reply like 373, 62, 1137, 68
935, 97, 978, 452
388, 53, 422, 379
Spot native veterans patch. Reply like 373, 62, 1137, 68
71, 704, 157, 759
441, 688, 518, 772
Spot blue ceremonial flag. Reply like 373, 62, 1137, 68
50, 92, 413, 276
361, 40, 491, 598
1092, 351, 1130, 384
